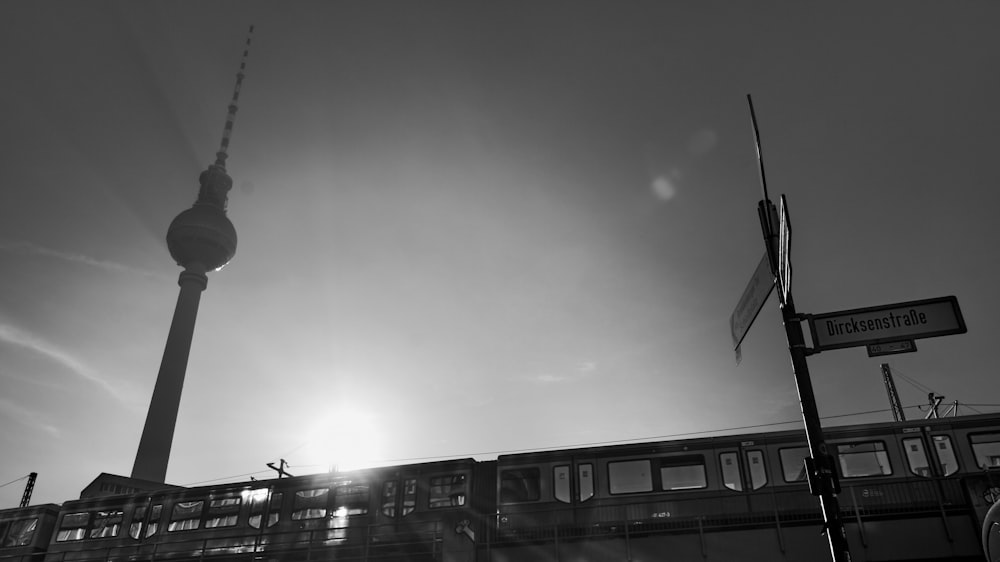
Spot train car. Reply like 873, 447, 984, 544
42, 458, 484, 562
0, 504, 60, 562
488, 413, 1000, 561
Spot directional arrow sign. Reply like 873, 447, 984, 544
730, 253, 775, 358
808, 296, 965, 352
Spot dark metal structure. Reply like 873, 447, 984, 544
882, 364, 906, 423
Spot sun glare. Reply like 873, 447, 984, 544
294, 407, 385, 473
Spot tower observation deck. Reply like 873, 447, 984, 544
131, 28, 252, 483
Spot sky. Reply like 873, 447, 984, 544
1, 1, 998, 508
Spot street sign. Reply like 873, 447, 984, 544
730, 253, 775, 359
809, 296, 966, 352
777, 194, 791, 304
867, 340, 917, 357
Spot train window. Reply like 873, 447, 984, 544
292, 489, 329, 520
660, 456, 706, 491
382, 481, 397, 517
382, 480, 417, 518
970, 433, 1000, 469
608, 460, 653, 494
129, 504, 162, 538
168, 501, 204, 531
720, 453, 742, 491
779, 447, 809, 482
932, 436, 958, 476
837, 441, 892, 478
129, 506, 144, 539
376, 480, 418, 518
579, 464, 594, 502
205, 497, 241, 528
249, 491, 281, 528
500, 468, 541, 503
334, 485, 370, 516
2, 518, 37, 547
747, 451, 767, 490
90, 510, 123, 538
429, 475, 467, 509
903, 437, 932, 477
402, 479, 417, 516
56, 512, 90, 541
148, 505, 161, 537
554, 466, 571, 503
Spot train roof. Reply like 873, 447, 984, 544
61, 457, 479, 507
495, 411, 1000, 463
0, 503, 60, 518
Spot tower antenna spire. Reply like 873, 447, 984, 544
215, 25, 254, 169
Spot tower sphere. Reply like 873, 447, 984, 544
167, 204, 237, 272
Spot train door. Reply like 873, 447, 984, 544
560, 457, 596, 527
716, 442, 770, 515
717, 443, 768, 492
899, 427, 960, 479
373, 471, 418, 532
551, 459, 595, 506
897, 426, 968, 514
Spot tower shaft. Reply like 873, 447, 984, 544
131, 270, 208, 482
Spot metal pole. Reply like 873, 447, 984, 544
925, 393, 944, 419
747, 96, 849, 560
781, 294, 851, 562
881, 363, 906, 422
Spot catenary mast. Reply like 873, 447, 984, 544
131, 28, 253, 483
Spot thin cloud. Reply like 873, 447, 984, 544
0, 397, 60, 436
0, 321, 127, 403
525, 362, 598, 385
532, 373, 569, 384
0, 240, 158, 278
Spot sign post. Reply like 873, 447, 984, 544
769, 240, 850, 562
745, 95, 852, 562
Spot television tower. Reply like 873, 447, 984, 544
131, 28, 253, 483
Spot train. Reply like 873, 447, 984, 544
5, 412, 1000, 562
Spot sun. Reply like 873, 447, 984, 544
293, 406, 385, 473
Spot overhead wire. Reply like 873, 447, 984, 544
886, 365, 983, 415
0, 474, 29, 489
184, 470, 273, 487
890, 366, 938, 395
